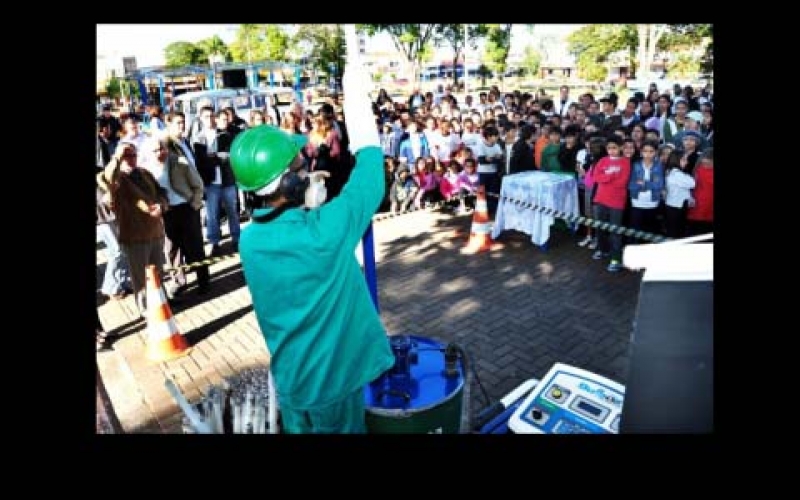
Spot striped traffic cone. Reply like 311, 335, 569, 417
144, 265, 191, 362
461, 186, 502, 254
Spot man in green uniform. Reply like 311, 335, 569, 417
230, 25, 393, 433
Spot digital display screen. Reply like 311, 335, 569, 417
577, 400, 602, 417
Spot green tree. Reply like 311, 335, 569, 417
106, 76, 122, 100
482, 24, 513, 85
229, 24, 258, 63
229, 24, 290, 63
568, 24, 712, 83
105, 75, 139, 102
521, 45, 542, 78
568, 25, 632, 82
358, 24, 439, 83
577, 54, 608, 83
197, 35, 230, 65
618, 25, 639, 77
125, 79, 140, 100
418, 44, 435, 65
659, 24, 713, 77
666, 53, 701, 79
293, 24, 345, 80
432, 24, 488, 87
262, 25, 290, 61
659, 24, 712, 48
164, 41, 205, 68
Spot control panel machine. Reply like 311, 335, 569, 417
508, 363, 625, 434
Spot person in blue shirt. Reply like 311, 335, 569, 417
627, 139, 665, 238
229, 26, 393, 433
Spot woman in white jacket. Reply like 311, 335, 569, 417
663, 150, 696, 238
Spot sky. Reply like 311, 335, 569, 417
96, 24, 583, 69
97, 24, 239, 67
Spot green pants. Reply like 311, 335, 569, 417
280, 387, 367, 434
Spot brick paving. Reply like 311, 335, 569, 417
96, 209, 642, 433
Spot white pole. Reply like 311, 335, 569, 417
463, 24, 468, 96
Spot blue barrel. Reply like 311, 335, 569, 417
365, 335, 466, 434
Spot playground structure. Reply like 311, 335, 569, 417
126, 61, 305, 110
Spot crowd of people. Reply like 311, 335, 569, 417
366, 81, 714, 272
96, 78, 714, 349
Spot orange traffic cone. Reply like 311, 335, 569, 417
144, 265, 191, 362
461, 186, 502, 254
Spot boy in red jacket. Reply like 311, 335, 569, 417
592, 136, 631, 272
687, 147, 713, 236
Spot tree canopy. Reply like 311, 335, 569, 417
521, 45, 542, 78
432, 24, 488, 86
197, 35, 230, 64
227, 24, 289, 63
164, 41, 205, 68
105, 76, 140, 100
292, 24, 345, 77
568, 24, 711, 82
358, 24, 438, 81
153, 24, 711, 89
483, 24, 514, 80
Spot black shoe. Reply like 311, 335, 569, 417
166, 283, 186, 299
97, 332, 111, 351
210, 245, 222, 257
107, 291, 128, 300
231, 241, 239, 253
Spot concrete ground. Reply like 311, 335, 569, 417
96, 208, 642, 433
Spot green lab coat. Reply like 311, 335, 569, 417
239, 146, 394, 410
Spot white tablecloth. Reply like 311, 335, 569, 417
491, 171, 580, 246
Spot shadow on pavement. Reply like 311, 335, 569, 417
184, 303, 253, 346
104, 316, 147, 345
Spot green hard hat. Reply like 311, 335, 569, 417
229, 125, 308, 192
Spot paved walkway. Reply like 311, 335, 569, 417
96, 209, 643, 433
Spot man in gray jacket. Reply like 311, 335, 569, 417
159, 115, 211, 297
